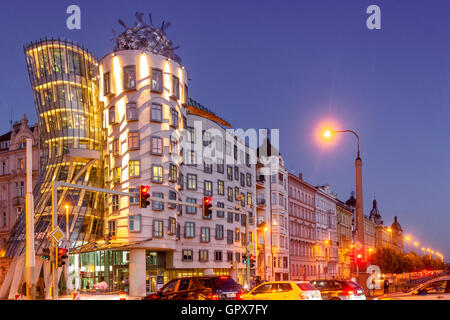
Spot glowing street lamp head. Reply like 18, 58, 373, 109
64, 204, 70, 210
323, 130, 332, 139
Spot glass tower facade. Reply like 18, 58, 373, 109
1, 39, 104, 257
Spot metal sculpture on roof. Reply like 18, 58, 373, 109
112, 12, 181, 63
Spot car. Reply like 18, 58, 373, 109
242, 281, 322, 300
375, 276, 450, 300
142, 275, 243, 300
309, 280, 366, 300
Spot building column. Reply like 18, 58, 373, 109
129, 249, 146, 297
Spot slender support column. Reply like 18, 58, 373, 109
355, 157, 365, 261
129, 249, 146, 297
25, 138, 36, 300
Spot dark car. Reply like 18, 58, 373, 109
142, 275, 243, 300
309, 280, 366, 300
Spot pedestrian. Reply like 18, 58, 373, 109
370, 276, 376, 296
383, 278, 389, 294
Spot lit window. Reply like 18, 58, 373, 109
17, 159, 24, 170
168, 217, 177, 235
109, 106, 116, 125
108, 220, 116, 237
152, 165, 163, 183
199, 250, 208, 262
129, 160, 140, 178
217, 180, 224, 195
112, 139, 120, 156
204, 180, 212, 196
113, 167, 121, 184
182, 249, 193, 261
187, 174, 197, 190
123, 66, 136, 90
151, 69, 162, 92
128, 132, 140, 150
169, 164, 177, 182
112, 195, 119, 211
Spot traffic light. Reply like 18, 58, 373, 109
356, 253, 362, 266
202, 196, 212, 218
242, 254, 248, 264
57, 248, 68, 267
249, 255, 255, 268
42, 248, 51, 261
139, 186, 150, 208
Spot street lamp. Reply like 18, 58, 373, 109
387, 228, 392, 247
322, 129, 364, 261
413, 241, 419, 254
404, 236, 411, 253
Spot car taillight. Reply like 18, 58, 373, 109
207, 293, 219, 300
347, 290, 355, 296
236, 290, 243, 300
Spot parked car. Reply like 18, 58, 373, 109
309, 280, 366, 300
375, 276, 450, 300
242, 281, 322, 300
142, 275, 243, 300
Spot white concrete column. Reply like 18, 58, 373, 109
129, 249, 146, 297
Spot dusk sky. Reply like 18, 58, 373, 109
0, 0, 449, 258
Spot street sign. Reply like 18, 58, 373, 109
354, 241, 363, 251
247, 243, 254, 252
14, 294, 22, 300
49, 227, 65, 242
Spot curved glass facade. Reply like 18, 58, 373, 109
1, 39, 104, 257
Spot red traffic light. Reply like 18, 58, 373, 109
140, 185, 150, 208
202, 196, 213, 218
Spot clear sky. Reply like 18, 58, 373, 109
0, 0, 449, 259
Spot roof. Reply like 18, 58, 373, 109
186, 98, 231, 128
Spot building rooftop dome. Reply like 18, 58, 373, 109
391, 216, 403, 232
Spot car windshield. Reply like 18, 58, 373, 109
340, 281, 360, 289
212, 277, 241, 291
297, 283, 317, 291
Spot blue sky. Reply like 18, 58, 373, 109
0, 0, 449, 258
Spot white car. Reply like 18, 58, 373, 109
296, 281, 322, 300
376, 276, 450, 300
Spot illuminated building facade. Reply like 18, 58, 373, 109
335, 200, 353, 279
0, 39, 104, 298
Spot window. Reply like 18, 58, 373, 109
226, 140, 232, 156
186, 198, 197, 214
201, 227, 210, 243
178, 173, 184, 190
112, 139, 120, 156
227, 230, 234, 244
151, 104, 162, 122
217, 180, 224, 195
17, 159, 24, 170
108, 220, 116, 237
186, 127, 195, 143
151, 68, 162, 92
153, 220, 163, 237
234, 166, 239, 180
185, 222, 195, 238
152, 165, 163, 183
124, 66, 136, 90
129, 160, 140, 178
169, 164, 177, 182
0, 141, 9, 150
216, 202, 225, 218
182, 249, 193, 262
167, 108, 177, 128
152, 192, 164, 211
214, 251, 223, 261
113, 167, 121, 184
215, 135, 223, 152
204, 180, 213, 196
128, 132, 139, 150
227, 187, 233, 202
1, 161, 6, 175
109, 106, 116, 124
215, 225, 224, 240
247, 193, 252, 206
187, 174, 197, 190
235, 187, 240, 201
112, 195, 119, 211
172, 76, 180, 98
227, 166, 233, 180
19, 141, 26, 149
151, 136, 163, 155
227, 212, 233, 223
203, 131, 212, 147
204, 158, 213, 174
217, 158, 224, 173
168, 217, 176, 235
246, 173, 252, 187
240, 173, 245, 187
227, 251, 233, 262
126, 103, 137, 121
199, 250, 208, 262
129, 215, 141, 232
129, 187, 139, 205
1, 212, 6, 227
103, 72, 111, 95
168, 190, 177, 209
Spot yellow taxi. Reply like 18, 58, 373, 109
242, 281, 322, 300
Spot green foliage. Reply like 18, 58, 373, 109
368, 247, 445, 274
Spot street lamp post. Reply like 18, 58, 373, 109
263, 226, 268, 281
323, 129, 365, 262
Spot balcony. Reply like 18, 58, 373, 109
257, 198, 266, 209
256, 176, 265, 188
